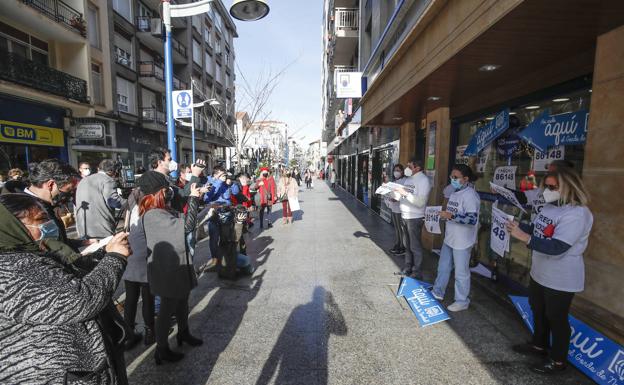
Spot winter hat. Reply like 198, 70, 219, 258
137, 170, 169, 195
260, 167, 269, 173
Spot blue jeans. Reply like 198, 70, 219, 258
432, 243, 472, 305
208, 220, 220, 260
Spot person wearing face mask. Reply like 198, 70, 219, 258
506, 168, 592, 375
431, 164, 480, 312
23, 159, 88, 252
149, 147, 186, 212
277, 170, 299, 225
0, 193, 132, 385
394, 158, 431, 279
75, 159, 127, 240
385, 164, 407, 256
255, 167, 277, 229
137, 171, 203, 365
78, 162, 92, 179
200, 165, 232, 270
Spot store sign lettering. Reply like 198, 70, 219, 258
519, 109, 589, 152
463, 109, 510, 156
0, 120, 64, 147
2, 125, 36, 141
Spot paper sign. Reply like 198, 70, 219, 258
490, 207, 514, 257
510, 295, 624, 385
533, 145, 565, 172
80, 235, 113, 255
493, 166, 517, 189
374, 185, 393, 195
524, 188, 546, 216
424, 206, 442, 234
455, 145, 469, 165
386, 181, 414, 194
288, 196, 300, 211
397, 277, 450, 327
489, 182, 526, 213
476, 145, 491, 173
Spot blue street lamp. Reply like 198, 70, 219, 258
163, 0, 269, 176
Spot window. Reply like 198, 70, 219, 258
216, 62, 223, 85
113, 0, 133, 22
138, 2, 151, 17
203, 23, 212, 47
91, 63, 103, 105
192, 38, 202, 66
205, 51, 213, 75
215, 35, 222, 55
116, 76, 136, 114
192, 15, 202, 31
114, 33, 133, 68
87, 5, 100, 49
0, 23, 48, 66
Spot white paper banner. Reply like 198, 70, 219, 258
490, 206, 514, 257
424, 206, 442, 234
493, 166, 517, 189
533, 146, 565, 172
288, 196, 301, 211
489, 182, 527, 213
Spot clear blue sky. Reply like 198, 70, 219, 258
233, 0, 323, 146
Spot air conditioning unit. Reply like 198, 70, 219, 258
150, 18, 162, 36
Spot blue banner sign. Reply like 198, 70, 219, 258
519, 109, 589, 152
510, 295, 624, 385
464, 109, 510, 156
397, 277, 450, 327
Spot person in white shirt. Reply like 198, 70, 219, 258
506, 167, 592, 375
432, 164, 480, 312
384, 164, 407, 255
395, 158, 431, 278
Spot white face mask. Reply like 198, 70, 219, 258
542, 189, 561, 203
168, 160, 178, 173
81, 169, 91, 177
393, 171, 402, 179
184, 172, 193, 182
404, 167, 413, 177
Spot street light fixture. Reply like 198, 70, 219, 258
163, 0, 269, 176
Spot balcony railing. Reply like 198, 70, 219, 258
335, 8, 358, 32
139, 61, 165, 80
23, 0, 86, 37
0, 50, 88, 102
173, 76, 187, 90
135, 16, 154, 33
140, 107, 165, 123
114, 46, 133, 68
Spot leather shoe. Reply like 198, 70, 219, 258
177, 329, 203, 347
531, 359, 566, 375
124, 331, 142, 351
512, 343, 548, 357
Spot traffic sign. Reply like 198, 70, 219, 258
172, 90, 193, 119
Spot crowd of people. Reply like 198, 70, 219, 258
0, 150, 310, 384
385, 157, 593, 375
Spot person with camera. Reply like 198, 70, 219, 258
75, 159, 127, 240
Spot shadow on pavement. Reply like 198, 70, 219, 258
255, 287, 347, 385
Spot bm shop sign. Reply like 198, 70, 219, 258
0, 120, 65, 147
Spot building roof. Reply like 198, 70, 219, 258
235, 111, 248, 120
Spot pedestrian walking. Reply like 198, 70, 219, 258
0, 193, 131, 385
386, 164, 407, 255
395, 158, 431, 279
277, 170, 299, 225
432, 164, 480, 312
304, 170, 313, 189
137, 171, 204, 365
507, 167, 593, 375
255, 167, 276, 229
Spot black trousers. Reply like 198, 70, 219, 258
156, 296, 189, 349
529, 278, 575, 362
259, 204, 272, 226
124, 281, 155, 330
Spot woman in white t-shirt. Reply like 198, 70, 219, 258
506, 167, 593, 375
432, 164, 480, 312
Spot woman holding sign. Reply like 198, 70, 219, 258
385, 164, 407, 255
432, 164, 480, 312
506, 168, 593, 375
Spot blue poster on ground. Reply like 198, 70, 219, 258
519, 109, 589, 152
397, 277, 449, 327
509, 295, 624, 385
463, 109, 510, 156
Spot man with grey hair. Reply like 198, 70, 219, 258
76, 159, 127, 239
395, 157, 431, 279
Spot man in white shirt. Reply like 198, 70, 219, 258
395, 158, 431, 278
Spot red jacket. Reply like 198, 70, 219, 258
231, 184, 253, 208
257, 176, 276, 206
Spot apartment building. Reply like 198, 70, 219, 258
0, 0, 94, 170
324, 0, 624, 346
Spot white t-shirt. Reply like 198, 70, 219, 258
530, 204, 593, 292
524, 188, 546, 217
444, 187, 481, 250
399, 172, 432, 219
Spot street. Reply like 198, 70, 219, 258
122, 180, 590, 385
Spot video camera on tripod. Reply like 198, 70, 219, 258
113, 161, 135, 198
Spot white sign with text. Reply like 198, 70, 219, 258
533, 146, 565, 172
425, 206, 443, 234
490, 206, 514, 257
493, 166, 517, 189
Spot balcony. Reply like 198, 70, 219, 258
139, 61, 165, 92
140, 107, 166, 132
0, 50, 88, 102
334, 8, 358, 38
173, 75, 188, 90
22, 0, 86, 37
135, 16, 187, 64
114, 46, 133, 69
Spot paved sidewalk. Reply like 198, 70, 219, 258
125, 180, 591, 385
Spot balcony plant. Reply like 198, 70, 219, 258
70, 15, 87, 36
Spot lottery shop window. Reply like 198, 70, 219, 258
454, 88, 591, 286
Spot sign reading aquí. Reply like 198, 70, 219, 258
519, 109, 589, 152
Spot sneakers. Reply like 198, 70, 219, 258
431, 291, 444, 301
389, 247, 406, 255
447, 302, 469, 312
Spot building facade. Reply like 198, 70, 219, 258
324, 0, 624, 344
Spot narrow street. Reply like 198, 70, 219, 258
124, 180, 589, 385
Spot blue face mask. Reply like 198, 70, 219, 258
28, 220, 60, 241
450, 178, 464, 190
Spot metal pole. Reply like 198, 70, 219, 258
163, 0, 177, 178
191, 81, 196, 162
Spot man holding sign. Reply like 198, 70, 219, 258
432, 165, 480, 312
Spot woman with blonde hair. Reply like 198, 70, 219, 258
506, 167, 593, 375
277, 169, 299, 225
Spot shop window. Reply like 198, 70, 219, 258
454, 88, 591, 286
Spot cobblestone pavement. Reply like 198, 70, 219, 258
124, 180, 591, 385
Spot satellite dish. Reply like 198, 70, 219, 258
230, 0, 269, 21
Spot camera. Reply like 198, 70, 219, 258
113, 161, 135, 198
